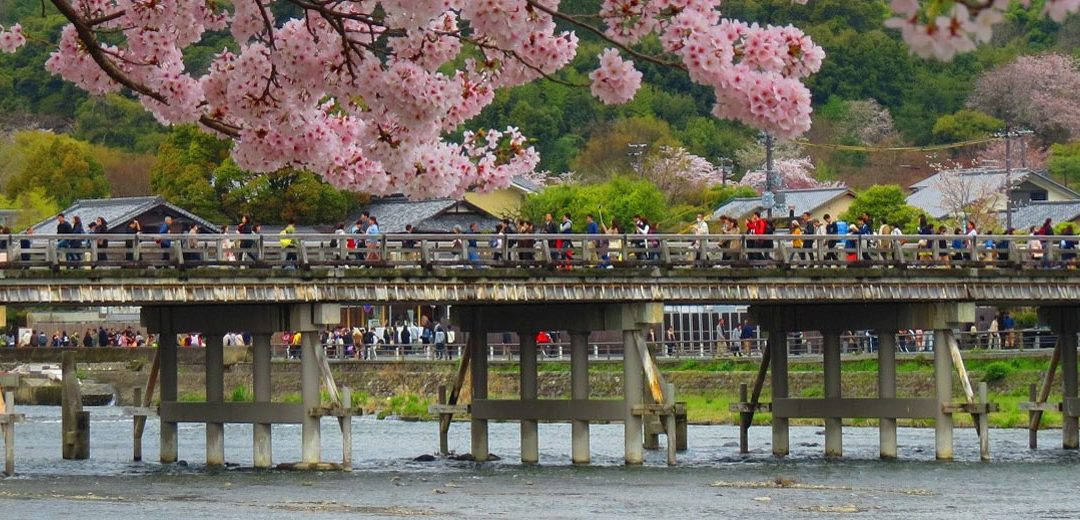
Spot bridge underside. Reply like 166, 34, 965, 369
1, 267, 1079, 305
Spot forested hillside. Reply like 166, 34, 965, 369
0, 0, 1077, 229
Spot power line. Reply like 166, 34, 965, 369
791, 137, 996, 153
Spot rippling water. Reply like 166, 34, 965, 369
2, 405, 1080, 518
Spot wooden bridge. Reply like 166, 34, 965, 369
0, 232, 1078, 472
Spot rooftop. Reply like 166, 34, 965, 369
30, 196, 221, 234
712, 187, 853, 221
1004, 200, 1080, 230
357, 196, 500, 233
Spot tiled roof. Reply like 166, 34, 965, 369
1003, 200, 1080, 230
906, 168, 1080, 219
711, 187, 852, 220
31, 196, 221, 234
355, 196, 500, 233
906, 169, 1020, 219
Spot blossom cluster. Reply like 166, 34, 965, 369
596, 0, 825, 138
0, 24, 25, 53
886, 0, 1080, 61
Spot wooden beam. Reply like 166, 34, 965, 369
772, 398, 937, 419
438, 338, 473, 455
160, 402, 305, 424
471, 399, 624, 422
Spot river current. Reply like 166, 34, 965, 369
0, 405, 1078, 518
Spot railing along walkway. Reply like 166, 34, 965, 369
4, 233, 1079, 270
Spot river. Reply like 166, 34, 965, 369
1, 405, 1078, 518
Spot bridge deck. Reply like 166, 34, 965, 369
0, 232, 1076, 304
0, 266, 1077, 305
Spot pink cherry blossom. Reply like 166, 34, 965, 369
0, 24, 25, 53
589, 48, 643, 104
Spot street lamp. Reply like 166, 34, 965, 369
627, 143, 648, 175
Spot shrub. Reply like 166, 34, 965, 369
982, 362, 1014, 384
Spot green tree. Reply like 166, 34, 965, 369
6, 132, 109, 207
0, 186, 61, 230
571, 116, 682, 180
932, 110, 1004, 143
73, 94, 168, 153
521, 176, 669, 232
841, 185, 922, 232
149, 126, 231, 223
1049, 141, 1080, 188
213, 160, 353, 225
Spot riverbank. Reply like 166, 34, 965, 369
0, 348, 1065, 428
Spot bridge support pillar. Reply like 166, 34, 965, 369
471, 330, 489, 462
300, 331, 321, 465
206, 336, 225, 467
570, 331, 590, 465
770, 327, 789, 457
934, 329, 954, 461
1064, 329, 1079, 450
878, 330, 898, 460
623, 329, 644, 465
1041, 307, 1080, 450
823, 331, 842, 458
253, 333, 273, 469
519, 329, 539, 465
159, 327, 178, 464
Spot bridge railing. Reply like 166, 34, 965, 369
261, 329, 1060, 361
4, 232, 1079, 270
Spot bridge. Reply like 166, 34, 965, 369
0, 232, 1078, 472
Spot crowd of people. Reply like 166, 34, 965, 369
312, 316, 452, 360
6, 326, 150, 348
20, 207, 1080, 271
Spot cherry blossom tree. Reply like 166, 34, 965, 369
0, 1, 826, 198
969, 53, 1080, 142
932, 168, 1006, 231
739, 157, 829, 192
640, 145, 722, 202
0, 0, 1076, 198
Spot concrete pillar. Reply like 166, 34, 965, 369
623, 330, 644, 465
878, 330, 898, 459
519, 329, 539, 464
823, 331, 842, 457
934, 329, 953, 460
1063, 329, 1079, 449
770, 328, 789, 457
205, 337, 225, 466
300, 331, 321, 465
159, 330, 178, 464
570, 331, 590, 465
470, 330, 489, 462
252, 333, 273, 469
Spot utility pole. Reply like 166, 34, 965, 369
763, 133, 779, 219
998, 126, 1034, 230
716, 157, 733, 187
1004, 124, 1012, 231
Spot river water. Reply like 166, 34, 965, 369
1, 405, 1079, 518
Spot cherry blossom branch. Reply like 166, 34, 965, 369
525, 0, 685, 70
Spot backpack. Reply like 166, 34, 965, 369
835, 221, 849, 235
434, 327, 446, 345
422, 327, 433, 342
